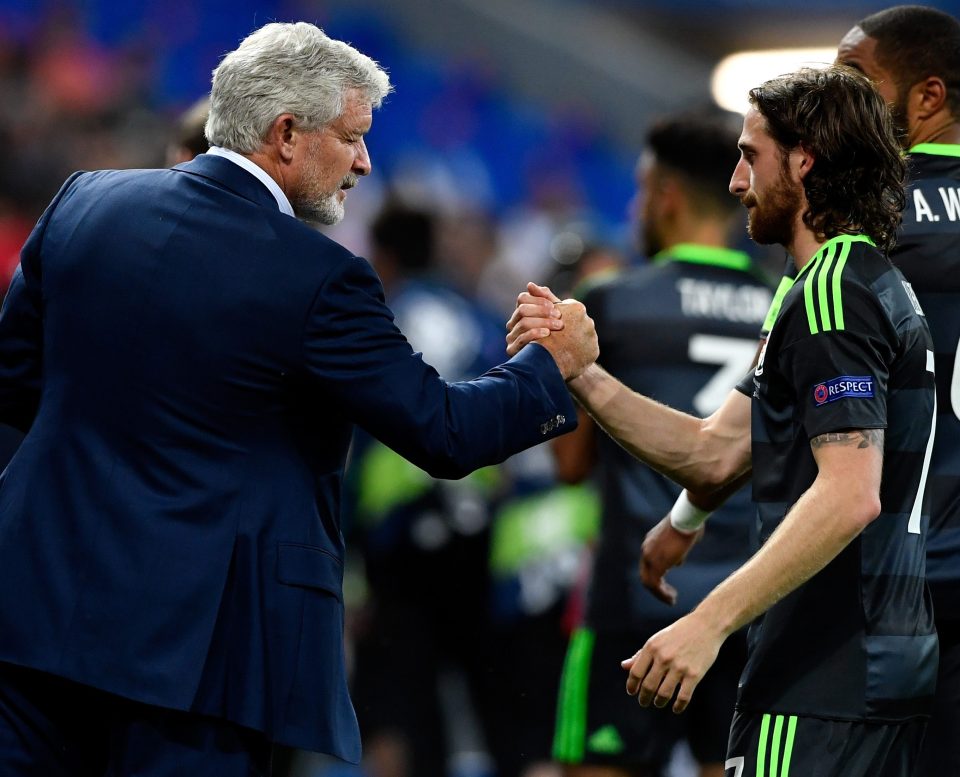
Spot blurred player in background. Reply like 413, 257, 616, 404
166, 96, 210, 166
550, 109, 772, 777
347, 201, 507, 777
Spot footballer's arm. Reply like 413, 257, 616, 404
624, 428, 883, 713
507, 283, 752, 494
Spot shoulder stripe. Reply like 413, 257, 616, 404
816, 243, 837, 332
802, 253, 824, 334
831, 239, 852, 331
802, 241, 850, 335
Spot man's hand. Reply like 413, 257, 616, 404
506, 283, 598, 380
506, 282, 563, 356
640, 516, 703, 605
621, 610, 725, 713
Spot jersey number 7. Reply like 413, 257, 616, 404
688, 335, 758, 416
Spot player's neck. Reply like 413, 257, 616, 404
908, 116, 960, 147
662, 217, 730, 250
786, 222, 824, 274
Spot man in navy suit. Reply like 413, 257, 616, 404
0, 22, 597, 776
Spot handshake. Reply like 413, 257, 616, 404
506, 282, 599, 381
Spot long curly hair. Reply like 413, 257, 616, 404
748, 66, 906, 254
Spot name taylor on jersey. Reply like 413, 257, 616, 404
675, 279, 770, 323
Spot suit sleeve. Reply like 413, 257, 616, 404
0, 172, 83, 431
302, 255, 578, 479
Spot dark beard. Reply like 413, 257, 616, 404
745, 175, 802, 247
889, 92, 910, 148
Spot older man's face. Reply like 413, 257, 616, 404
292, 88, 373, 225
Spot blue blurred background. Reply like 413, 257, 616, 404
8, 0, 951, 297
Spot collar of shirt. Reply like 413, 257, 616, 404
205, 146, 295, 218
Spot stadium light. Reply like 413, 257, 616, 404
712, 48, 837, 114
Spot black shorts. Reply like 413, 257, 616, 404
917, 616, 960, 774
553, 626, 746, 770
725, 710, 926, 777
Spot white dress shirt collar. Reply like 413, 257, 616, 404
205, 146, 295, 218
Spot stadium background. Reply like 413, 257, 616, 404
1, 2, 956, 776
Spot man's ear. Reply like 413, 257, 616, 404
795, 144, 816, 182
265, 114, 298, 163
912, 76, 948, 120
655, 175, 684, 222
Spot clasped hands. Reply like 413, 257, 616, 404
505, 282, 599, 380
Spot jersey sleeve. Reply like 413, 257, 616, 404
777, 281, 894, 440
735, 365, 756, 397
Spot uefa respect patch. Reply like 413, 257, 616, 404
812, 376, 875, 406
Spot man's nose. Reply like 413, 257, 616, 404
729, 158, 748, 196
354, 139, 371, 176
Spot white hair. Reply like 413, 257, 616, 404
205, 22, 392, 153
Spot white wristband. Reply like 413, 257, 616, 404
669, 491, 711, 534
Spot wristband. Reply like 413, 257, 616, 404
669, 491, 711, 534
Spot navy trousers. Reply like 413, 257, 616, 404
0, 661, 280, 776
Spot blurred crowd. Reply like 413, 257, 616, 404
0, 2, 639, 313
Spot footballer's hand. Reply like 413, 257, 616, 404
538, 300, 598, 380
640, 516, 704, 605
506, 283, 564, 356
621, 611, 724, 714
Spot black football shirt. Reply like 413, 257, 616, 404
743, 234, 937, 721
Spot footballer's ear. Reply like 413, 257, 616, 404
656, 174, 685, 218
795, 143, 816, 181
912, 75, 948, 120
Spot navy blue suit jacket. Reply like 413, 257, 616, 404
0, 155, 576, 761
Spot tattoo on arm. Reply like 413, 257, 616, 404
810, 429, 884, 450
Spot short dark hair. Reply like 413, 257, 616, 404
646, 108, 742, 216
859, 5, 960, 120
749, 66, 906, 254
370, 203, 435, 272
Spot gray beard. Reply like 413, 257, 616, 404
294, 192, 344, 226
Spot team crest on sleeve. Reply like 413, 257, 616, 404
812, 376, 875, 406
901, 280, 925, 316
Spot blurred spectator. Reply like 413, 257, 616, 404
471, 241, 625, 777
347, 201, 507, 777
0, 6, 167, 297
166, 96, 210, 165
